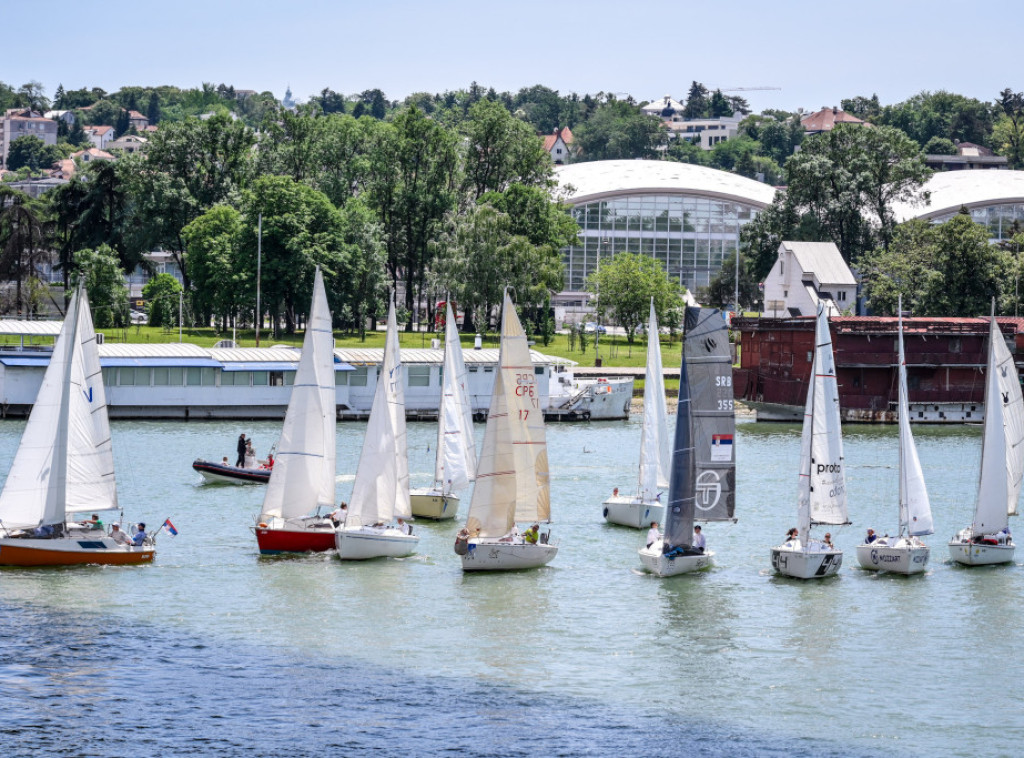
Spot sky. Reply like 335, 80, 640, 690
5, 0, 1021, 113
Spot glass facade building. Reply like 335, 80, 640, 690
931, 203, 1024, 241
566, 195, 759, 292
554, 161, 777, 299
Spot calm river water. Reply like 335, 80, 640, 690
0, 417, 1021, 757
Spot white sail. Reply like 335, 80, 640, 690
973, 316, 1024, 532
797, 304, 847, 538
637, 300, 670, 499
897, 307, 933, 536
0, 288, 117, 530
465, 292, 550, 538
347, 302, 410, 527
434, 303, 477, 492
260, 269, 336, 520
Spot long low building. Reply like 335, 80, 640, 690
0, 323, 632, 420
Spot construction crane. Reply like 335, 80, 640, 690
716, 86, 782, 92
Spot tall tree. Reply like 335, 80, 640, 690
585, 252, 685, 343
683, 81, 710, 119
460, 99, 552, 200
994, 88, 1024, 168
72, 245, 129, 328
572, 101, 666, 161
0, 187, 49, 315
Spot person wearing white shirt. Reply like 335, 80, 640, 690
646, 521, 661, 548
692, 525, 706, 553
110, 524, 131, 546
397, 517, 412, 535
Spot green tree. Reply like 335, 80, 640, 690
0, 186, 50, 315
709, 89, 733, 117
585, 252, 685, 343
72, 245, 129, 328
994, 89, 1024, 168
860, 214, 1003, 316
114, 107, 130, 137
17, 81, 50, 112
513, 85, 564, 133
783, 123, 930, 260
142, 272, 183, 327
461, 99, 552, 200
707, 250, 759, 311
147, 91, 162, 125
922, 136, 958, 155
338, 198, 386, 339
82, 99, 120, 127
683, 81, 710, 119
840, 94, 881, 120
878, 90, 995, 147
572, 101, 666, 161
241, 176, 349, 334
6, 135, 59, 171
181, 205, 246, 327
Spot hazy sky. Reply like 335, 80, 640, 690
6, 0, 1020, 113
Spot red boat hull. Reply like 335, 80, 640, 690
0, 538, 155, 567
254, 525, 336, 554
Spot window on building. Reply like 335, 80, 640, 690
269, 371, 285, 386
252, 371, 269, 386
408, 365, 430, 387
119, 368, 136, 386
335, 371, 348, 386
350, 367, 369, 386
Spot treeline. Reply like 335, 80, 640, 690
1, 102, 577, 337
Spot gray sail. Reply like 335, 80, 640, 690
685, 307, 735, 523
662, 334, 694, 552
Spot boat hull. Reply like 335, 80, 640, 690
0, 536, 155, 567
335, 527, 419, 560
253, 519, 337, 554
460, 539, 558, 571
856, 539, 929, 574
602, 495, 665, 528
771, 543, 843, 579
194, 459, 270, 485
409, 490, 459, 520
638, 542, 713, 576
948, 540, 1015, 566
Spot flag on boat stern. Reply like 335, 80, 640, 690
162, 518, 179, 536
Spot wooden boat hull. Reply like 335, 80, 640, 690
335, 527, 419, 560
409, 490, 459, 520
253, 519, 336, 554
193, 459, 270, 485
856, 539, 929, 574
459, 539, 557, 571
602, 495, 665, 528
948, 540, 1015, 566
771, 544, 843, 579
0, 536, 154, 567
638, 542, 713, 576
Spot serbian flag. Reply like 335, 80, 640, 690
710, 434, 734, 462
162, 518, 179, 536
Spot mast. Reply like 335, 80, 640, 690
637, 299, 669, 501
661, 334, 694, 551
53, 287, 81, 525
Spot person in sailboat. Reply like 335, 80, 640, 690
110, 523, 131, 546
524, 524, 540, 545
499, 524, 520, 543
328, 503, 349, 526
84, 514, 103, 530
33, 524, 55, 538
785, 527, 798, 543
823, 533, 834, 549
692, 525, 705, 554
397, 518, 412, 536
864, 528, 878, 544
132, 523, 149, 547
646, 521, 661, 548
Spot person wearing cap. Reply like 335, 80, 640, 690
523, 524, 539, 545
110, 524, 131, 546
132, 523, 148, 546
692, 525, 706, 553
865, 528, 878, 544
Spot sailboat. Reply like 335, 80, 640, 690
639, 306, 735, 576
455, 291, 556, 571
856, 298, 933, 574
410, 303, 476, 520
335, 301, 419, 560
771, 303, 849, 579
253, 268, 338, 554
948, 305, 1023, 566
603, 299, 669, 528
0, 286, 154, 567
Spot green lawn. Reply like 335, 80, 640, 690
61, 324, 687, 369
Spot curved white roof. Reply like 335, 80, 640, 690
893, 169, 1024, 222
555, 159, 778, 208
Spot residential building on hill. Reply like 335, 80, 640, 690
800, 106, 869, 135
1, 109, 59, 168
107, 134, 148, 154
85, 125, 115, 150
542, 127, 573, 165
925, 141, 1008, 171
128, 110, 150, 130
